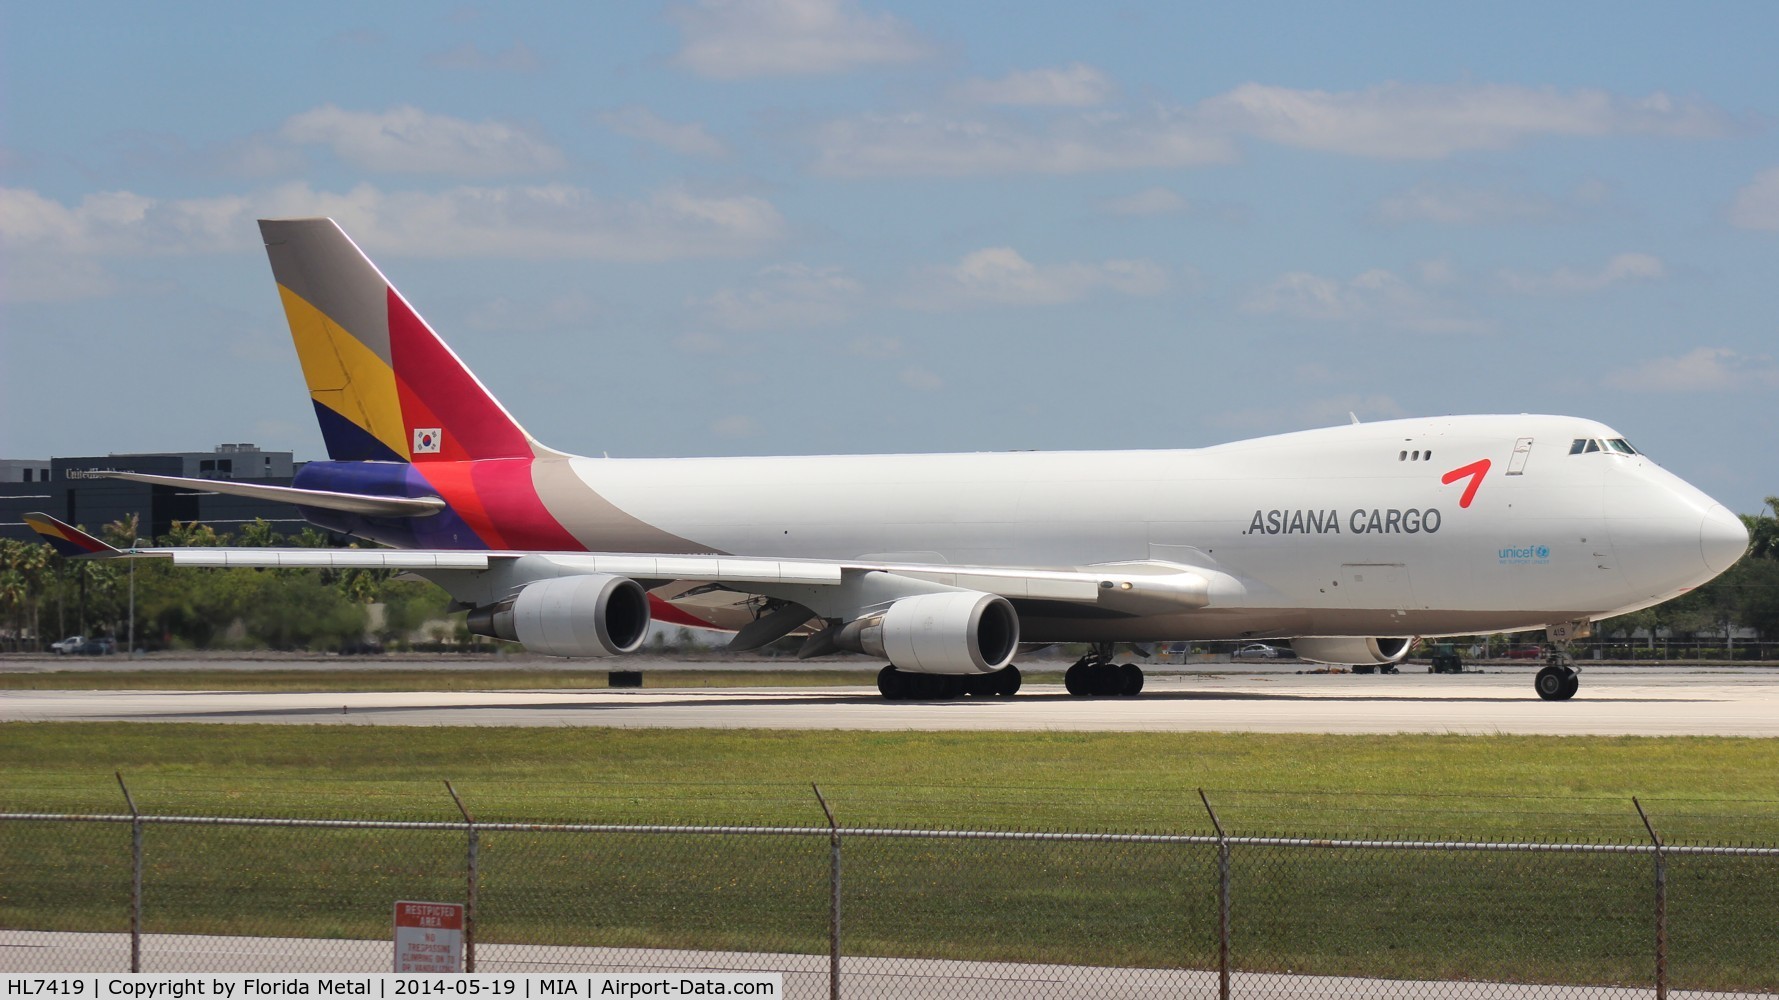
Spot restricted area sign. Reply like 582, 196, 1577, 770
394, 900, 464, 972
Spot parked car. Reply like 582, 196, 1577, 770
1506, 644, 1546, 659
76, 638, 117, 655
50, 635, 86, 655
1232, 642, 1286, 659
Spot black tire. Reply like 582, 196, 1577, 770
1120, 662, 1144, 696
1088, 664, 1120, 696
1534, 665, 1566, 701
877, 665, 904, 700
994, 664, 1022, 697
1558, 669, 1579, 700
1064, 662, 1090, 696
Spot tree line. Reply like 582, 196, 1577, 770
0, 515, 453, 653
1, 499, 1775, 655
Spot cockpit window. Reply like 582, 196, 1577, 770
1572, 436, 1641, 457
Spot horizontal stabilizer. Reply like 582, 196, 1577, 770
92, 471, 446, 518
24, 513, 118, 558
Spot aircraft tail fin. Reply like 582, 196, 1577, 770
259, 218, 546, 464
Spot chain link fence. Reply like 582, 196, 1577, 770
4, 789, 1778, 997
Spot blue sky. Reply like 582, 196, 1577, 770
2, 1, 1776, 514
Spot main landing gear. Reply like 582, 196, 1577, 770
1064, 644, 1145, 697
877, 664, 1022, 700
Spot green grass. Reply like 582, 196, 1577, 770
4, 724, 1778, 988
0, 667, 893, 692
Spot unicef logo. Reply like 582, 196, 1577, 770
1499, 544, 1552, 565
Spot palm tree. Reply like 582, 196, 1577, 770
237, 518, 283, 547
102, 513, 142, 549
1746, 496, 1779, 561
159, 520, 220, 547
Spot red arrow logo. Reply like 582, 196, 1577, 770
1442, 459, 1491, 509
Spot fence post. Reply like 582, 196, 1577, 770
1635, 798, 1666, 1000
1198, 789, 1230, 1000
115, 772, 141, 974
813, 784, 841, 1000
446, 782, 478, 974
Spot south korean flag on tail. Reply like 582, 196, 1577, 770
412, 428, 443, 454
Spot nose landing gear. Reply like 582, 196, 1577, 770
1533, 619, 1588, 700
1534, 657, 1579, 701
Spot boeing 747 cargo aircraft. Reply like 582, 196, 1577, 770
29, 219, 1750, 701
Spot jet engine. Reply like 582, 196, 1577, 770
837, 591, 1019, 674
1291, 636, 1414, 666
467, 574, 651, 658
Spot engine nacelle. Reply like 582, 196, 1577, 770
1291, 636, 1414, 666
466, 574, 651, 658
838, 591, 1019, 674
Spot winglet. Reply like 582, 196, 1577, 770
23, 513, 120, 558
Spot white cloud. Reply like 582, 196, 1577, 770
425, 42, 543, 73
1243, 265, 1482, 334
1499, 252, 1665, 294
670, 0, 929, 78
813, 110, 1235, 177
955, 64, 1115, 108
1199, 82, 1728, 159
1728, 167, 1779, 230
0, 186, 252, 256
599, 107, 730, 159
700, 263, 862, 330
899, 367, 944, 391
278, 105, 566, 175
0, 183, 787, 294
909, 247, 1167, 308
1604, 347, 1779, 392
1374, 182, 1560, 225
1103, 186, 1189, 216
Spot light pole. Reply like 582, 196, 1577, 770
127, 537, 140, 656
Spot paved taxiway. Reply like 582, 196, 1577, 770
6, 664, 1779, 735
20, 932, 1740, 998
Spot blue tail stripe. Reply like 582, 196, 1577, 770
312, 400, 405, 463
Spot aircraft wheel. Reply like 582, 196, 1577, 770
1090, 664, 1123, 696
1064, 662, 1091, 696
1534, 665, 1567, 701
1120, 662, 1145, 696
877, 665, 905, 700
1559, 669, 1579, 700
994, 664, 1022, 697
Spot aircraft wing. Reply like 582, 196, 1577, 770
24, 512, 1213, 612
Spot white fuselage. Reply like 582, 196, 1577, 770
560, 414, 1744, 642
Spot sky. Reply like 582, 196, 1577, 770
2, 1, 1776, 515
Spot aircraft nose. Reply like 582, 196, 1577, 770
1701, 503, 1750, 575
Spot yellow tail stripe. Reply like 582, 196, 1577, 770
277, 284, 410, 460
